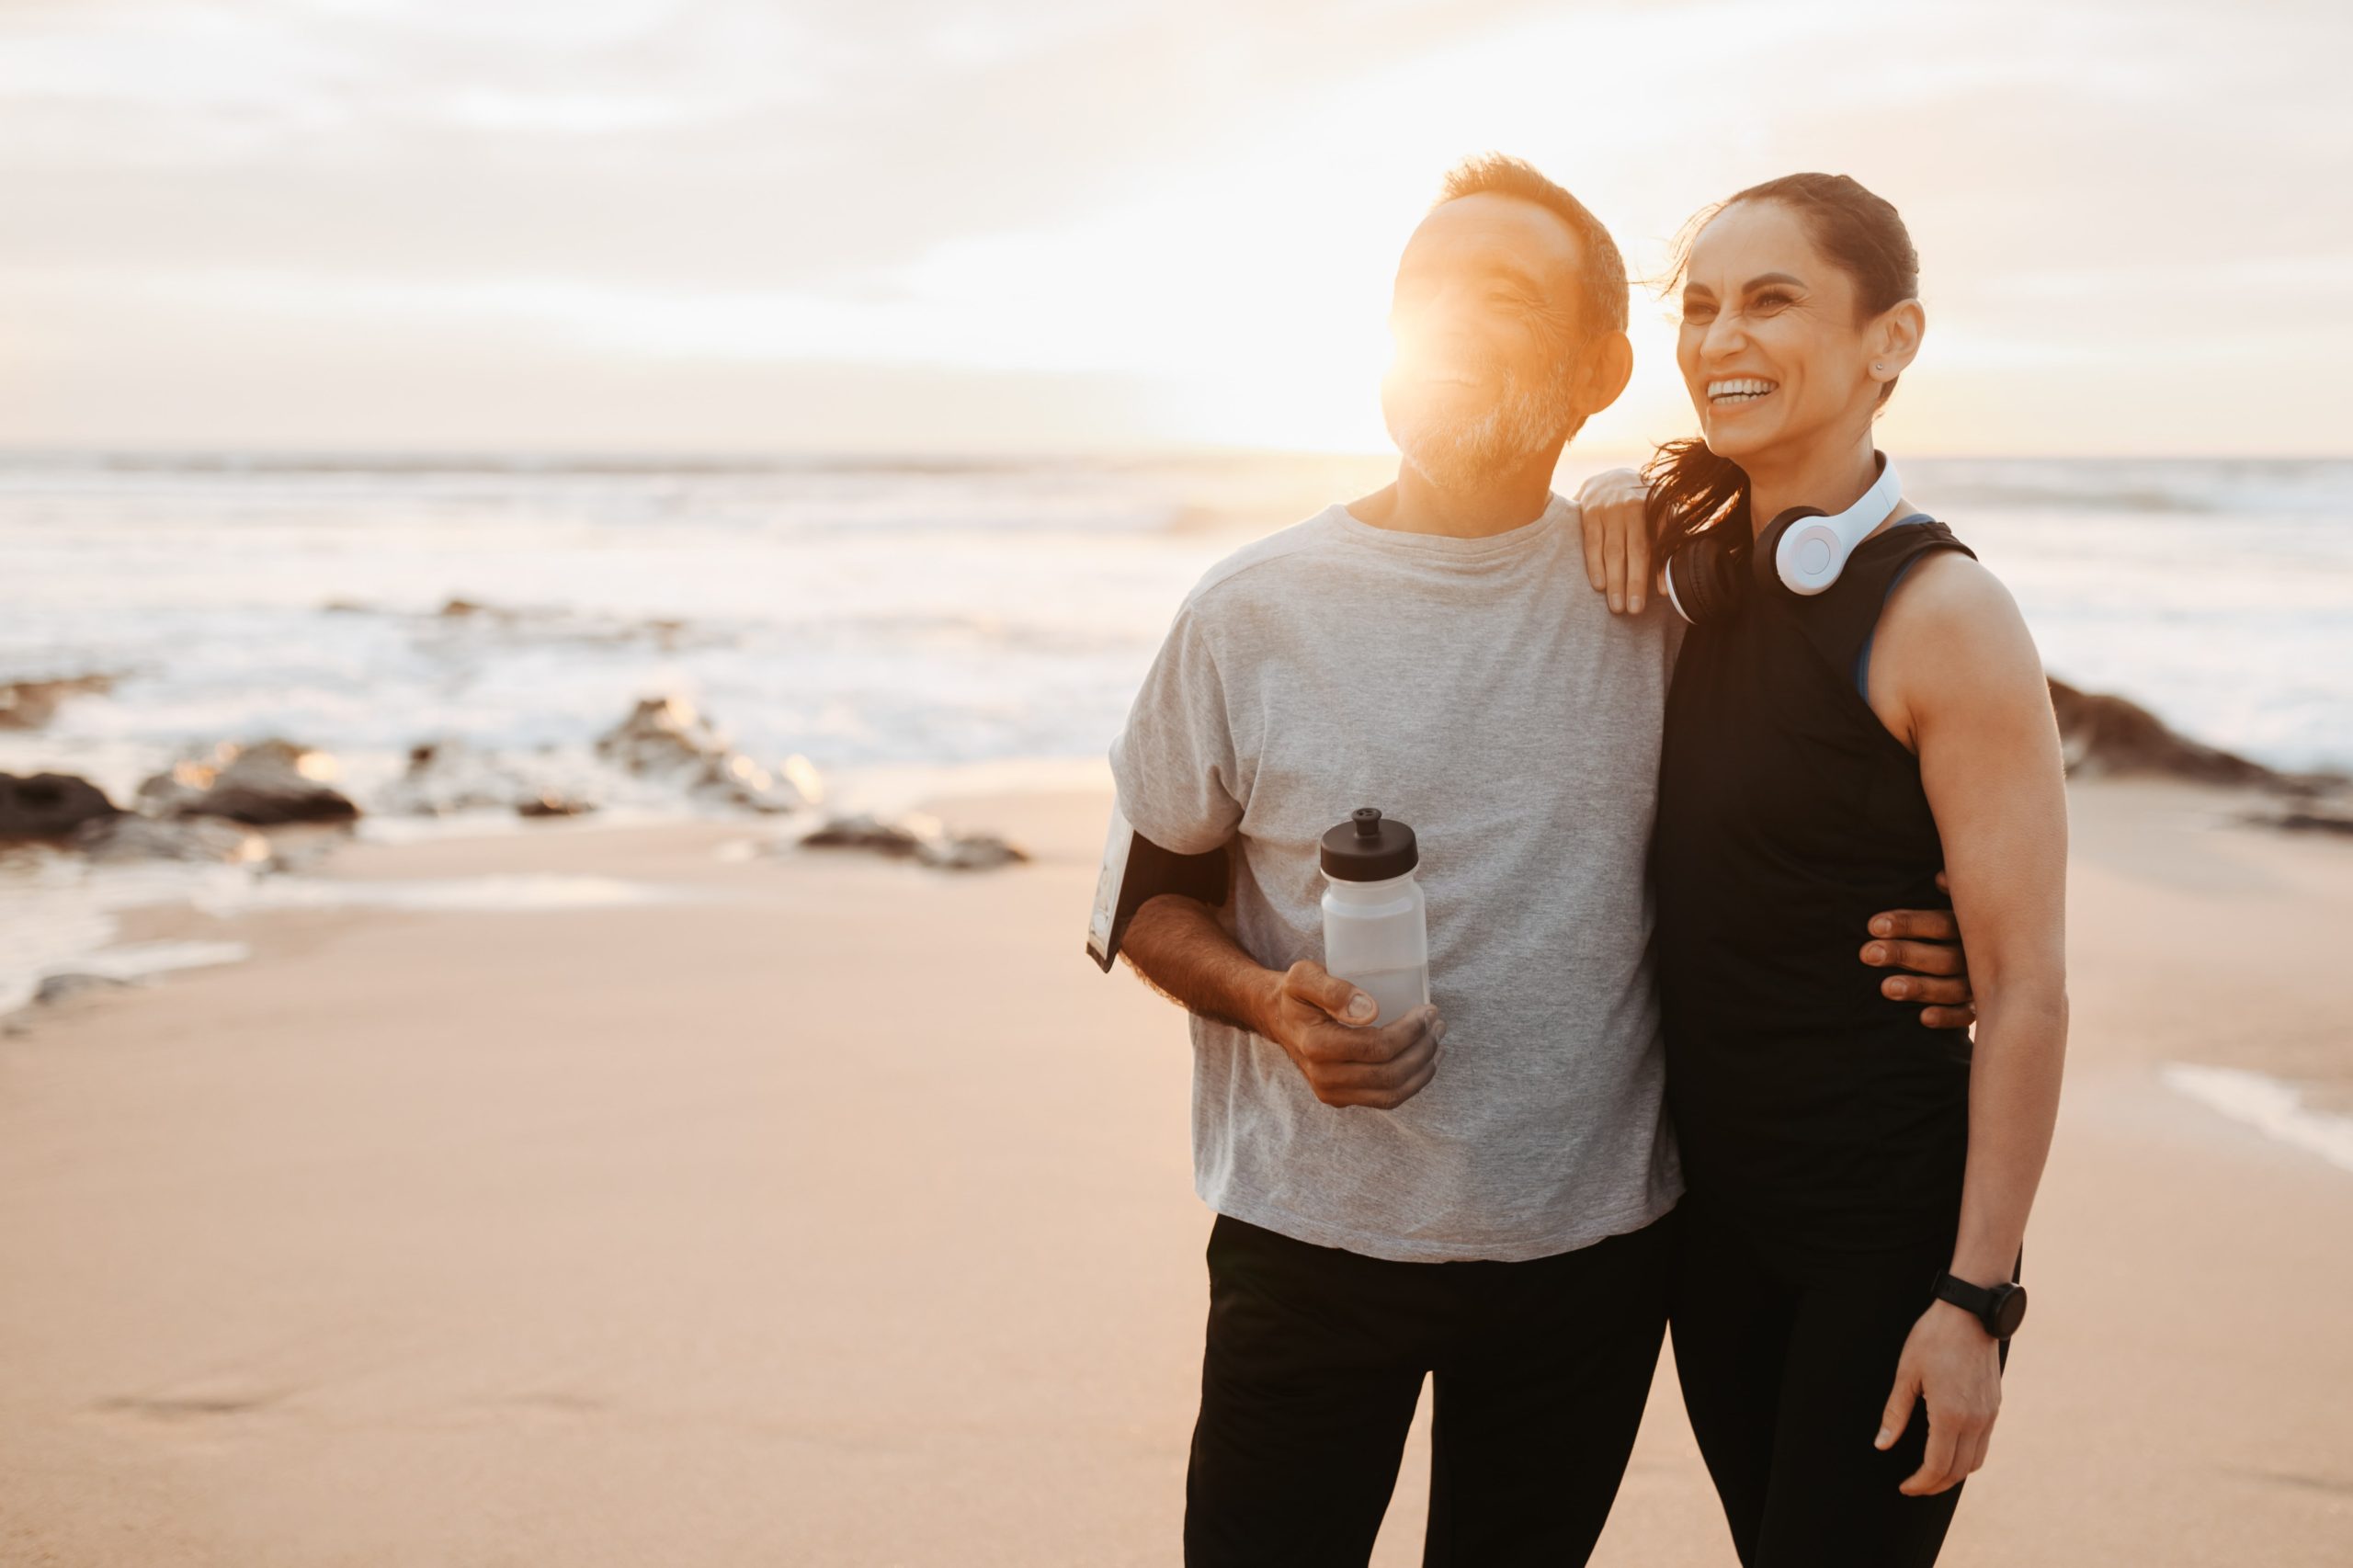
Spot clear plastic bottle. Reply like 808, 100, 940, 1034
1319, 807, 1428, 1027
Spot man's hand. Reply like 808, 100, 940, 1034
1875, 1299, 2004, 1495
1252, 960, 1447, 1111
1574, 466, 1654, 615
1120, 895, 1444, 1111
1864, 870, 1978, 1029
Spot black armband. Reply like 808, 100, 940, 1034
1085, 803, 1231, 971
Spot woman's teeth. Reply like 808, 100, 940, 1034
1708, 378, 1777, 405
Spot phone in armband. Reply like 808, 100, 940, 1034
1085, 801, 1231, 971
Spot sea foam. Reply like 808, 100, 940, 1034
2162, 1062, 2353, 1176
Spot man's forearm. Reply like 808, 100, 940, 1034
1120, 892, 1277, 1036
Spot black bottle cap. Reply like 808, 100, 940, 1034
1319, 806, 1418, 882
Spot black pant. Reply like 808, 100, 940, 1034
1668, 1200, 2014, 1568
1184, 1210, 1673, 1568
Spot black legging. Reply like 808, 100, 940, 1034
1668, 1199, 2013, 1568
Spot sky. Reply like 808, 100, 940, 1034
3, 0, 2347, 457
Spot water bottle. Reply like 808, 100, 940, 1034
1319, 807, 1428, 1027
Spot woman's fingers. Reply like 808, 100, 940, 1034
1604, 523, 1629, 612
1576, 468, 1650, 610
1579, 499, 1608, 591
1624, 512, 1650, 614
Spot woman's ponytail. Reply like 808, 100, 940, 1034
1643, 437, 1751, 562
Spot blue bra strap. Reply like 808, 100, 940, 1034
1853, 515, 1938, 699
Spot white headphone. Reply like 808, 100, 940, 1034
1768, 451, 1905, 596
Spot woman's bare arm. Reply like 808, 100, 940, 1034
1870, 551, 2071, 1496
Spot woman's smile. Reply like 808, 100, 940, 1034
1706, 377, 1779, 407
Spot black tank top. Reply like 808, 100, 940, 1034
1652, 517, 1978, 1261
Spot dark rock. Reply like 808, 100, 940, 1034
415, 597, 717, 652
801, 810, 1029, 871
381, 738, 606, 819
133, 756, 220, 816
688, 750, 805, 813
2048, 678, 2281, 787
2252, 809, 2353, 836
593, 696, 815, 813
186, 782, 359, 825
199, 739, 361, 824
0, 772, 123, 841
381, 739, 529, 816
597, 695, 722, 774
801, 812, 924, 857
138, 739, 360, 825
0, 674, 115, 731
517, 790, 597, 818
916, 831, 1029, 871
33, 972, 131, 1006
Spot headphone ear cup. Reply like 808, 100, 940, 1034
1664, 528, 1745, 625
1750, 506, 1826, 595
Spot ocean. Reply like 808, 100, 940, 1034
3, 447, 2348, 1033
4, 450, 2347, 817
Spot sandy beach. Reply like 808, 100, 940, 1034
1, 775, 2347, 1566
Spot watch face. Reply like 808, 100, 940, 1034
1990, 1283, 2028, 1337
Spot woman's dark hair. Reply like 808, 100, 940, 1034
1643, 173, 1919, 558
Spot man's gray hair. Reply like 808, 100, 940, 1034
1436, 153, 1630, 340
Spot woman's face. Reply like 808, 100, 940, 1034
1675, 199, 1888, 463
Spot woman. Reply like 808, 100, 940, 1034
1575, 173, 2069, 1566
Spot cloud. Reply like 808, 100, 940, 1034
3, 0, 2349, 451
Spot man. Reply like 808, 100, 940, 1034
1106, 154, 1974, 1566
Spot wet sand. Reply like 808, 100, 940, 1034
0, 778, 2347, 1564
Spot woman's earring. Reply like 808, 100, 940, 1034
1872, 361, 1885, 373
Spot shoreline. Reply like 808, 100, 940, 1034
11, 767, 2353, 1108
11, 765, 2348, 1084
0, 754, 1112, 1018
14, 766, 2353, 1169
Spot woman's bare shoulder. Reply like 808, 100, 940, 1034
1879, 547, 2049, 730
1884, 547, 2031, 652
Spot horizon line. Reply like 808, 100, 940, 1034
4, 444, 2350, 471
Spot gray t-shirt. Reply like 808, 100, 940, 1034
1108, 494, 1686, 1263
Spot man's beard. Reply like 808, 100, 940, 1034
1384, 362, 1578, 494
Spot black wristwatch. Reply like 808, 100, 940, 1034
1933, 1271, 2027, 1339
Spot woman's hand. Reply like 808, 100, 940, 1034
1875, 1300, 2004, 1495
1573, 466, 1654, 614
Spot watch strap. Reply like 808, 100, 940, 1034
1935, 1270, 2024, 1338
1932, 1271, 1994, 1318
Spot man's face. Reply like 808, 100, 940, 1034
1381, 193, 1587, 490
